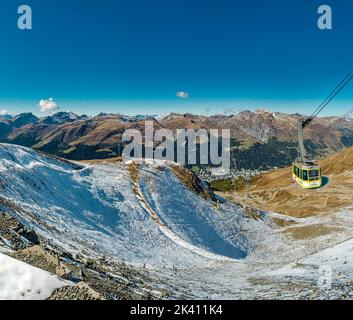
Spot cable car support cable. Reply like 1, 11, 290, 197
309, 69, 353, 121
293, 69, 353, 189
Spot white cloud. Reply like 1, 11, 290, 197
176, 91, 189, 99
38, 98, 59, 113
0, 110, 8, 115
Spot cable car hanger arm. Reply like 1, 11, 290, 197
298, 118, 310, 163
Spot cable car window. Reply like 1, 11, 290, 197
302, 170, 308, 181
299, 169, 302, 179
309, 170, 320, 177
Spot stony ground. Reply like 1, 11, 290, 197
0, 212, 171, 300
2, 207, 353, 300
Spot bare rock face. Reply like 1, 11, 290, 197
48, 283, 101, 300
9, 246, 67, 275
0, 212, 40, 251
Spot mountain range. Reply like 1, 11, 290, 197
1, 110, 353, 169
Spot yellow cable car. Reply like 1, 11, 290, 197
293, 118, 322, 189
292, 161, 322, 189
291, 71, 353, 189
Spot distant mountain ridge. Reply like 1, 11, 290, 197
1, 110, 353, 169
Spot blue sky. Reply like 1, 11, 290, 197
0, 0, 352, 116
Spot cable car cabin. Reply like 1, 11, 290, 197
292, 162, 322, 189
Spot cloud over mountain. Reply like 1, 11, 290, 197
39, 98, 59, 113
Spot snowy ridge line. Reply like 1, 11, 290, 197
127, 162, 239, 262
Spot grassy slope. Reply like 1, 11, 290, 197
216, 146, 353, 217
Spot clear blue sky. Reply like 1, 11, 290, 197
0, 0, 352, 116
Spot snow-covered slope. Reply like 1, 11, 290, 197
0, 144, 273, 268
269, 237, 353, 281
3, 143, 353, 299
0, 252, 67, 300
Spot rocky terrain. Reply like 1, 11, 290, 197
0, 212, 162, 300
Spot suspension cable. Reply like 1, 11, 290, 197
309, 69, 353, 121
331, 108, 353, 126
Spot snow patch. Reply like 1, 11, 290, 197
0, 253, 68, 300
